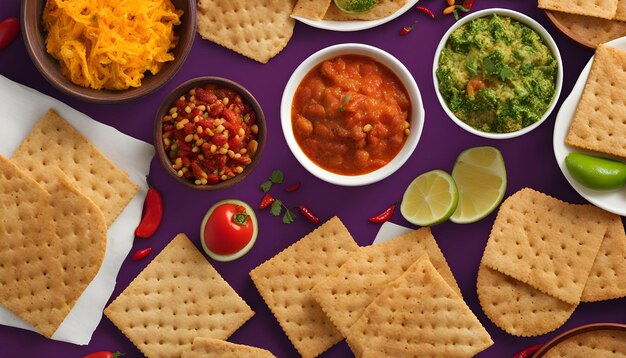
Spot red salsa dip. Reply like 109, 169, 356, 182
161, 85, 259, 185
291, 55, 411, 175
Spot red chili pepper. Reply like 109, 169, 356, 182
415, 6, 435, 19
0, 18, 19, 52
298, 205, 320, 224
134, 187, 163, 238
131, 248, 152, 261
462, 0, 476, 9
399, 21, 417, 36
513, 344, 543, 358
84, 352, 125, 358
368, 203, 396, 223
259, 193, 275, 209
285, 182, 301, 192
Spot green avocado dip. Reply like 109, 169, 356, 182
436, 14, 558, 133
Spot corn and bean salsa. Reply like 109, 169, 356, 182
292, 55, 411, 175
161, 85, 259, 185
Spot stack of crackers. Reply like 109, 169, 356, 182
105, 233, 271, 358
0, 109, 138, 338
566, 44, 626, 161
249, 217, 493, 357
195, 0, 407, 64
540, 0, 626, 47
477, 188, 626, 336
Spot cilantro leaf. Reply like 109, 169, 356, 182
260, 180, 272, 193
282, 208, 295, 224
270, 170, 284, 184
270, 200, 283, 216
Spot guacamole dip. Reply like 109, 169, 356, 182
436, 14, 558, 133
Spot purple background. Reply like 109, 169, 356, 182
1, 0, 624, 357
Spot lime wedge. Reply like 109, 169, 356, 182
450, 146, 507, 224
400, 170, 459, 226
333, 0, 377, 14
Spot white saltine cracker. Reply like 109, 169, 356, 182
581, 214, 626, 302
476, 264, 577, 337
11, 109, 139, 227
538, 0, 618, 20
196, 0, 295, 64
565, 45, 626, 160
311, 227, 461, 338
482, 188, 610, 305
346, 255, 493, 358
105, 233, 254, 358
249, 216, 359, 358
0, 155, 70, 338
181, 337, 275, 358
47, 170, 107, 318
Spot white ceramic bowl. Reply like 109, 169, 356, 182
281, 43, 425, 186
432, 8, 563, 139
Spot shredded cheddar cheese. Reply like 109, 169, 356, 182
43, 0, 181, 90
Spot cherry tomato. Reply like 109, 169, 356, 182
201, 199, 257, 259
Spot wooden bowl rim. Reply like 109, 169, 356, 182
533, 323, 626, 357
20, 0, 196, 103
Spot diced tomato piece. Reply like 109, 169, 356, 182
212, 135, 228, 146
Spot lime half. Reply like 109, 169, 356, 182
450, 146, 507, 224
400, 170, 459, 226
333, 0, 377, 14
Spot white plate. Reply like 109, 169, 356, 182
553, 37, 626, 216
291, 0, 420, 32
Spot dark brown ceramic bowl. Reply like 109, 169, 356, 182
533, 323, 626, 357
21, 0, 196, 103
154, 77, 266, 191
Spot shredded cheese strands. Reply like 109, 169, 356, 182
43, 0, 181, 90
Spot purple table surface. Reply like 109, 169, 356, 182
1, 0, 625, 357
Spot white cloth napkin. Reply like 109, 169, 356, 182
372, 221, 414, 244
0, 75, 154, 345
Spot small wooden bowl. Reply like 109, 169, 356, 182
21, 0, 196, 103
154, 77, 267, 191
533, 323, 626, 357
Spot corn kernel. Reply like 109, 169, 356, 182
200, 178, 208, 185
197, 126, 204, 134
195, 179, 202, 185
238, 128, 245, 136
197, 105, 206, 111
192, 146, 199, 153
234, 153, 241, 159
251, 124, 258, 134
215, 124, 225, 133
235, 166, 244, 173
184, 106, 192, 114
221, 174, 228, 181
228, 150, 235, 158
172, 113, 178, 119
169, 107, 177, 115
163, 137, 171, 146
404, 128, 410, 136
196, 139, 204, 146
363, 124, 373, 132
210, 144, 217, 153
184, 134, 193, 142
198, 154, 205, 160
219, 148, 228, 154
222, 97, 229, 105
177, 170, 184, 177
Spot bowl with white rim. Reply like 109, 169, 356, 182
432, 8, 563, 139
280, 43, 424, 186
